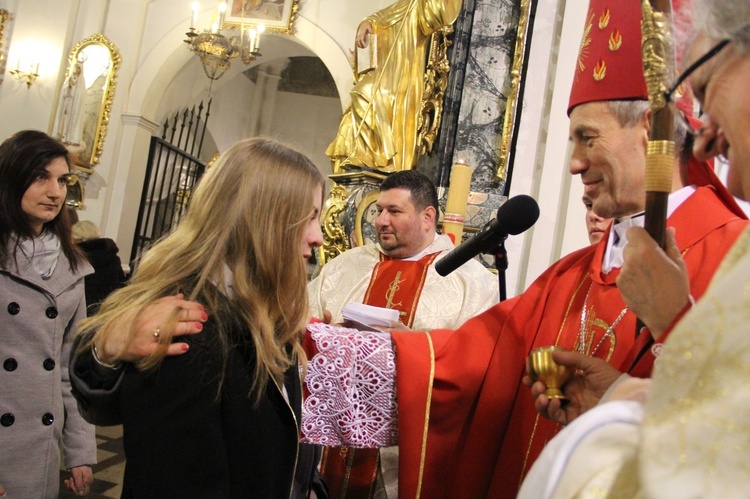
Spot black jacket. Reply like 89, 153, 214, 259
70, 304, 327, 498
76, 238, 125, 315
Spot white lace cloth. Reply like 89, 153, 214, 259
302, 322, 399, 448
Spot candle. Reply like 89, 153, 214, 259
442, 162, 473, 246
217, 2, 226, 27
191, 2, 199, 28
248, 28, 257, 53
255, 25, 265, 52
211, 22, 219, 34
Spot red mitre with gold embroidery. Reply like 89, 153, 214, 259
568, 0, 648, 115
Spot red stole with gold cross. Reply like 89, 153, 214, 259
319, 251, 440, 499
362, 252, 440, 327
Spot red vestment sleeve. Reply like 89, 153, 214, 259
393, 297, 521, 498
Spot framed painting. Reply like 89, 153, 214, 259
0, 9, 10, 84
223, 0, 299, 35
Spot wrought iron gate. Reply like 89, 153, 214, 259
130, 100, 212, 267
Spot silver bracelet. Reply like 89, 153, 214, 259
91, 344, 123, 370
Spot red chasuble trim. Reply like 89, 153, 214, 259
415, 331, 436, 499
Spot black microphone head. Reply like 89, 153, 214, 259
434, 194, 539, 277
497, 194, 540, 235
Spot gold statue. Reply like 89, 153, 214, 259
326, 0, 463, 173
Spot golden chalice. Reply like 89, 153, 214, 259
526, 346, 573, 400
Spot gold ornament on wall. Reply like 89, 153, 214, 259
497, 0, 533, 180
319, 183, 350, 266
417, 25, 454, 157
0, 9, 10, 84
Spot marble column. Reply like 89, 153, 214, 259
430, 0, 527, 237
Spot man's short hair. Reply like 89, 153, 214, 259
607, 100, 650, 128
380, 170, 440, 215
607, 99, 688, 159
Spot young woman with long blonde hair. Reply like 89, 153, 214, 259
71, 137, 326, 497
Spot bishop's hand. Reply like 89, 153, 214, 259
525, 349, 622, 426
618, 226, 690, 338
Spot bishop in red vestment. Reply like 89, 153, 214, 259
387, 1, 749, 497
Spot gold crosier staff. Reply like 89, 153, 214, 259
344, 0, 419, 169
630, 0, 677, 353
640, 0, 677, 248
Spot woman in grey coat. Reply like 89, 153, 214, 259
0, 130, 96, 497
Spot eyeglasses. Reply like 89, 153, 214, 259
660, 38, 730, 137
663, 38, 731, 106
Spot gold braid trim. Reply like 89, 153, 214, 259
645, 141, 675, 192
521, 275, 589, 487
416, 331, 436, 499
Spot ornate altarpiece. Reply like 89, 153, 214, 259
320, 0, 536, 265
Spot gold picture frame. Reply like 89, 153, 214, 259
496, 0, 533, 180
57, 34, 121, 169
0, 9, 10, 83
222, 0, 299, 35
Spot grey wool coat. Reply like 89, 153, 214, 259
0, 245, 96, 498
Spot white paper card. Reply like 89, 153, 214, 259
341, 302, 399, 328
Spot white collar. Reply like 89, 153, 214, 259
602, 185, 697, 273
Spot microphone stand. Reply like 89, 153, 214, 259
489, 236, 508, 302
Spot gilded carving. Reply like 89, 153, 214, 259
320, 183, 351, 266
640, 0, 674, 112
0, 9, 9, 82
497, 0, 533, 180
417, 25, 454, 156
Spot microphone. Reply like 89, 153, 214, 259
435, 194, 540, 277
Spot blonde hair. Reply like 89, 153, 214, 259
78, 138, 323, 402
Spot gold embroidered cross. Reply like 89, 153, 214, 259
385, 271, 405, 309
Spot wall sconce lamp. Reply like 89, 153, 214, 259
10, 61, 39, 88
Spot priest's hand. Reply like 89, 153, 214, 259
322, 309, 333, 324
618, 226, 690, 338
95, 294, 207, 364
525, 349, 622, 426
